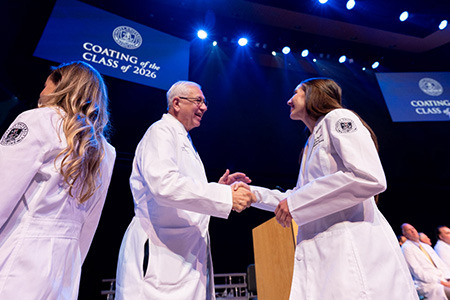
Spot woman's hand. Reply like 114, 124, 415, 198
275, 199, 292, 228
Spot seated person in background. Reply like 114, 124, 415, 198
402, 223, 450, 300
420, 232, 433, 246
435, 226, 450, 270
399, 235, 407, 246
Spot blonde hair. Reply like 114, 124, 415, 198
39, 61, 110, 203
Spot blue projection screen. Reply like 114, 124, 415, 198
376, 72, 450, 122
34, 0, 189, 90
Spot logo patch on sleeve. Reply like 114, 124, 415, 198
0, 122, 29, 145
335, 118, 357, 133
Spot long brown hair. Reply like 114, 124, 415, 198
300, 77, 378, 150
39, 61, 110, 203
299, 77, 380, 202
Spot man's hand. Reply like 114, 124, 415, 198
275, 199, 292, 228
219, 169, 251, 185
231, 182, 256, 212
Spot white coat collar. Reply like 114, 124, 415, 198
162, 113, 188, 135
311, 115, 325, 136
162, 113, 200, 157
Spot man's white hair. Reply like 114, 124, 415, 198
166, 81, 202, 110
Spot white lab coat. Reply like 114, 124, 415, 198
435, 240, 450, 270
402, 240, 450, 299
0, 107, 115, 299
252, 109, 418, 299
115, 113, 232, 300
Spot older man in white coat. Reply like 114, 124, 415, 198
435, 226, 450, 269
115, 81, 256, 300
402, 223, 450, 299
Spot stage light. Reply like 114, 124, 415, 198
282, 46, 291, 54
301, 49, 309, 57
439, 20, 448, 30
212, 41, 217, 46
339, 55, 347, 63
362, 67, 366, 71
272, 51, 277, 56
238, 37, 248, 46
318, 0, 328, 4
372, 61, 380, 69
197, 30, 208, 39
399, 11, 409, 22
346, 0, 355, 10
313, 58, 317, 62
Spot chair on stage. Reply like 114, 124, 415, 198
100, 278, 116, 300
246, 264, 257, 299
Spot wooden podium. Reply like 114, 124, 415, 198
252, 217, 298, 300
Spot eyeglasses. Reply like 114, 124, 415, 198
179, 96, 208, 107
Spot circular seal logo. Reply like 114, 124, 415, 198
0, 122, 29, 146
419, 78, 443, 96
112, 26, 143, 49
335, 118, 357, 133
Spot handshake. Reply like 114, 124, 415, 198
219, 169, 293, 226
219, 169, 256, 213
231, 182, 256, 213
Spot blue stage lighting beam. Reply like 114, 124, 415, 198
399, 11, 409, 22
346, 0, 355, 10
238, 37, 248, 46
197, 30, 208, 39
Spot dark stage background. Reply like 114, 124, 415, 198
2, 0, 450, 298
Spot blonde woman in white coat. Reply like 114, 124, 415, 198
0, 61, 116, 299
250, 78, 418, 299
